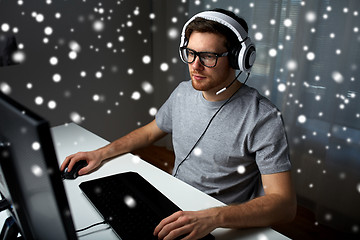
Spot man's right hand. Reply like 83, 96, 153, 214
60, 150, 103, 176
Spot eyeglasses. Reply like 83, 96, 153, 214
180, 47, 228, 68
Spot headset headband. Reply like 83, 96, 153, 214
180, 11, 248, 47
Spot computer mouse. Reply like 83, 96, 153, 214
61, 160, 88, 180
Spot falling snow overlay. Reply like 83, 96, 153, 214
0, 0, 359, 236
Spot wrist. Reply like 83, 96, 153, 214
208, 207, 224, 229
95, 147, 108, 162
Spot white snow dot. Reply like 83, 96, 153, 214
298, 115, 307, 124
324, 213, 332, 221
306, 52, 315, 61
31, 165, 43, 177
93, 20, 104, 32
35, 96, 44, 105
278, 83, 286, 92
149, 107, 157, 116
286, 60, 297, 71
44, 26, 53, 35
48, 100, 57, 109
70, 112, 83, 124
1, 23, 10, 32
142, 81, 154, 94
133, 8, 140, 16
49, 56, 58, 65
332, 71, 344, 83
269, 48, 277, 57
160, 63, 169, 72
257, 233, 269, 240
127, 68, 134, 75
126, 21, 133, 27
254, 32, 263, 41
118, 36, 125, 42
0, 82, 11, 94
32, 142, 41, 151
93, 94, 100, 101
237, 165, 246, 174
36, 14, 45, 22
168, 28, 179, 39
284, 18, 292, 27
53, 73, 61, 82
69, 41, 81, 52
95, 71, 102, 79
194, 147, 202, 156
69, 51, 77, 60
12, 51, 26, 63
142, 55, 151, 64
131, 91, 141, 100
305, 11, 317, 22
124, 195, 136, 208
132, 155, 141, 164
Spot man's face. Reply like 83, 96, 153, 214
187, 31, 234, 95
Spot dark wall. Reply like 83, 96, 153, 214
0, 0, 160, 141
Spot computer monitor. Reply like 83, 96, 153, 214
0, 92, 77, 240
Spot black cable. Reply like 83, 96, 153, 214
174, 72, 250, 177
75, 221, 107, 233
0, 199, 11, 212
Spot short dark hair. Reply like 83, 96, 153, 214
185, 8, 248, 51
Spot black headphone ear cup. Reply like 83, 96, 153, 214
179, 38, 189, 62
229, 45, 241, 70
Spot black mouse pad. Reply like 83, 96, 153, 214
79, 171, 215, 240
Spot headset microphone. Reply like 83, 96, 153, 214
216, 71, 242, 95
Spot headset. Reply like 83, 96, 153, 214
179, 10, 256, 72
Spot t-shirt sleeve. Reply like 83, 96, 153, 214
248, 105, 291, 175
155, 85, 180, 134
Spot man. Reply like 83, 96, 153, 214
61, 9, 296, 240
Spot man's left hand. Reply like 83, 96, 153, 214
153, 209, 218, 240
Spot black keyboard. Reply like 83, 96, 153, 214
79, 172, 215, 240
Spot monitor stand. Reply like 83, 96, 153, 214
0, 216, 23, 240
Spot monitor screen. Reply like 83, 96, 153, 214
0, 92, 77, 239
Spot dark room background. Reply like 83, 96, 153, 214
1, 0, 359, 236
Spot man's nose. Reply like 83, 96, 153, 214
191, 55, 204, 70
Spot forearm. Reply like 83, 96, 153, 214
96, 129, 146, 160
214, 193, 296, 229
96, 120, 167, 161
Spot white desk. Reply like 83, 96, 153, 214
1, 123, 290, 240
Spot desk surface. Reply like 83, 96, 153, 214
1, 123, 290, 240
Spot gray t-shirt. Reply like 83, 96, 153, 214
156, 80, 291, 204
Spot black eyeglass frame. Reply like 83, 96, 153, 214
180, 47, 229, 68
